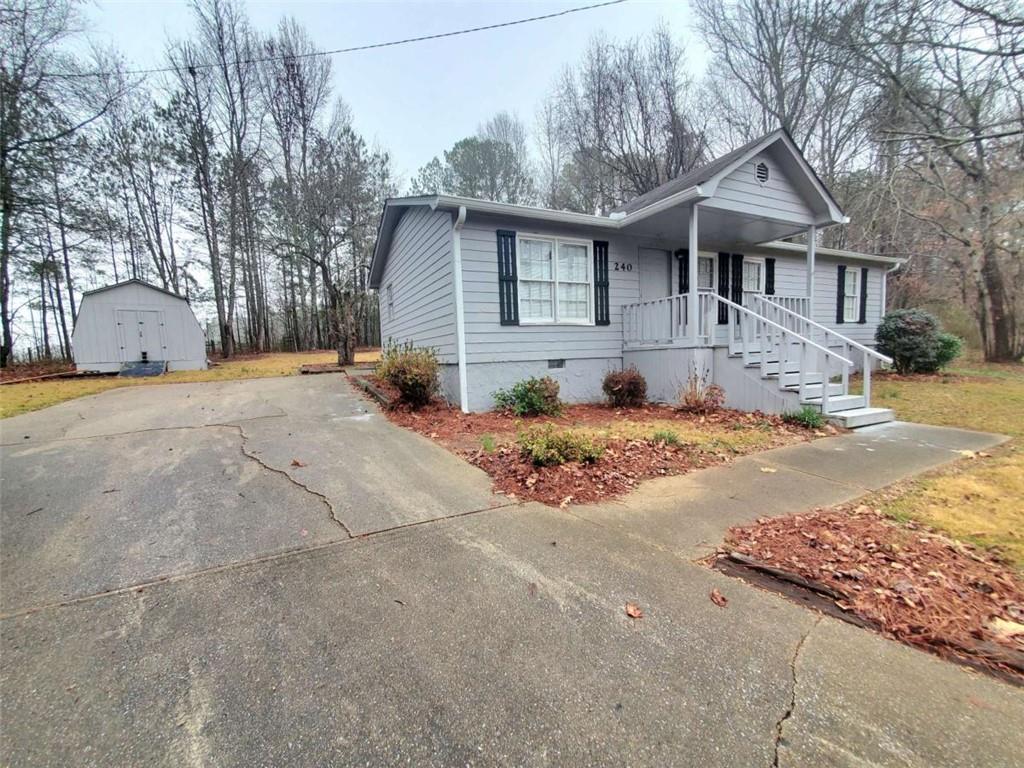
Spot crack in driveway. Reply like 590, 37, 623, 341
229, 422, 354, 538
773, 616, 822, 767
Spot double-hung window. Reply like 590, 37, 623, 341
842, 267, 859, 322
742, 258, 765, 293
517, 236, 593, 324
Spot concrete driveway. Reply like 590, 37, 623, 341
1, 375, 1021, 767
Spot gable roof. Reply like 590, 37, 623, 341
369, 131, 853, 288
81, 278, 189, 302
610, 129, 845, 222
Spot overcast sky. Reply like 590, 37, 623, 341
83, 0, 711, 187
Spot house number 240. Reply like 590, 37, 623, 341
613, 262, 633, 272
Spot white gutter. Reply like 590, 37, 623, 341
451, 205, 469, 413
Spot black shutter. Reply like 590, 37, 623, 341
593, 240, 610, 326
717, 252, 730, 324
765, 258, 776, 296
730, 254, 743, 305
676, 249, 688, 294
858, 267, 868, 324
836, 264, 846, 324
496, 230, 518, 326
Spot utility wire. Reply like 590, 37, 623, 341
45, 0, 628, 79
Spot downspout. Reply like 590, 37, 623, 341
882, 263, 900, 315
452, 205, 469, 412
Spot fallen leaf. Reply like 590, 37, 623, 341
559, 495, 573, 509
759, 466, 777, 474
291, 458, 307, 467
625, 602, 644, 619
957, 450, 977, 459
710, 588, 728, 607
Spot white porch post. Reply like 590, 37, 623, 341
688, 203, 699, 339
806, 224, 816, 299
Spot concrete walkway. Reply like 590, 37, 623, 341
1, 377, 1020, 767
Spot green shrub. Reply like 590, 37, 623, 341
517, 425, 604, 466
651, 428, 681, 446
493, 376, 562, 416
875, 309, 962, 374
678, 365, 725, 414
480, 434, 496, 453
783, 406, 826, 429
935, 332, 963, 370
377, 341, 439, 408
602, 366, 647, 407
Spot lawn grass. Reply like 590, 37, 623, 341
571, 417, 782, 455
866, 358, 1024, 568
0, 350, 380, 419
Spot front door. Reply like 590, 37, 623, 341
638, 248, 671, 303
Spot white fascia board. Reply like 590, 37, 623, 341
760, 239, 907, 265
432, 195, 618, 229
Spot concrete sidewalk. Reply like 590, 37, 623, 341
569, 420, 1007, 559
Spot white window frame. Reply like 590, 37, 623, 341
697, 252, 716, 292
516, 234, 594, 326
843, 266, 860, 323
741, 256, 766, 293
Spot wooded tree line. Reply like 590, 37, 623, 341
2, 0, 1021, 366
2, 0, 391, 366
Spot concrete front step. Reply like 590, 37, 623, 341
824, 407, 896, 428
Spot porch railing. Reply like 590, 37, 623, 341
707, 294, 855, 414
622, 292, 718, 348
753, 295, 893, 406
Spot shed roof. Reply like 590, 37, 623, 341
81, 278, 189, 302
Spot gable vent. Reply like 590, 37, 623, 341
755, 161, 770, 184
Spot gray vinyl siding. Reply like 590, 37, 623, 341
459, 214, 645, 365
378, 207, 456, 362
702, 154, 816, 226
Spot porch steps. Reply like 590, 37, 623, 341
729, 347, 895, 428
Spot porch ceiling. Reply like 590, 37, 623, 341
620, 205, 809, 249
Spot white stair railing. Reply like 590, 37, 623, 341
704, 295, 854, 414
753, 296, 893, 408
623, 294, 689, 346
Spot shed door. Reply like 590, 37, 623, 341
117, 310, 165, 362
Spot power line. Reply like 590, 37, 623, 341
46, 0, 628, 79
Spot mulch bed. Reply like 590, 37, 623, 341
718, 507, 1024, 683
360, 375, 825, 506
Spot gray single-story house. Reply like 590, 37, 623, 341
369, 129, 903, 428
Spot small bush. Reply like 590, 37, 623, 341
517, 425, 604, 466
377, 341, 439, 408
783, 406, 826, 429
493, 376, 562, 416
678, 365, 725, 414
602, 366, 647, 407
480, 434, 496, 453
876, 309, 962, 374
651, 428, 681, 446
935, 332, 963, 370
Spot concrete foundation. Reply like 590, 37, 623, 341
464, 357, 621, 412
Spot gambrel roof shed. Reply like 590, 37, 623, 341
72, 279, 208, 373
